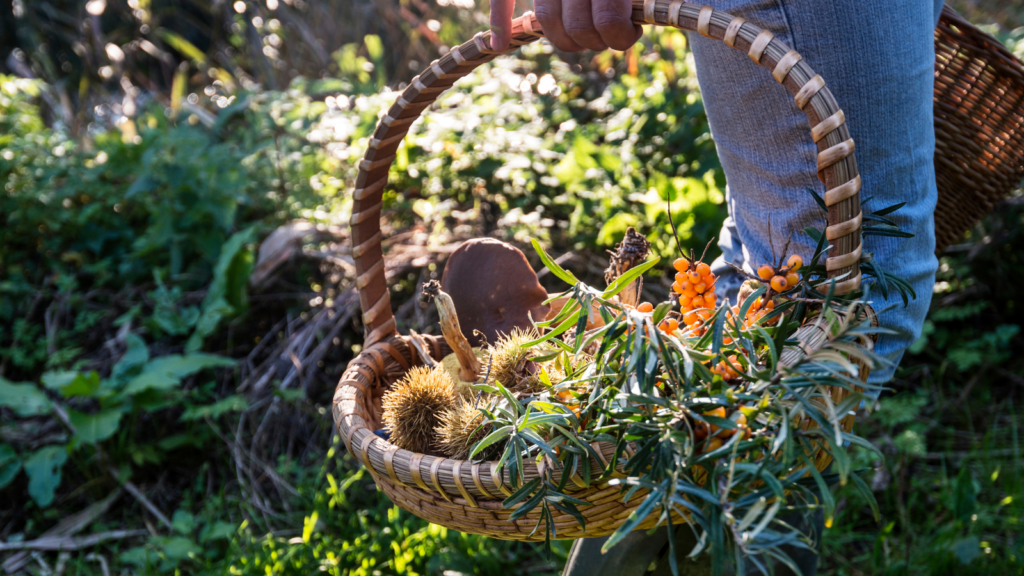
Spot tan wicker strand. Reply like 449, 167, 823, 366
747, 30, 774, 63
772, 50, 803, 83
794, 74, 826, 109
697, 6, 714, 37
826, 212, 864, 241
826, 244, 863, 272
667, 0, 684, 27
643, 0, 657, 24
409, 453, 431, 492
824, 175, 862, 206
811, 110, 846, 143
724, 17, 746, 47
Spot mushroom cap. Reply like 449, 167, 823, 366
441, 238, 550, 347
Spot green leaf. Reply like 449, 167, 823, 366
470, 425, 513, 458
180, 395, 248, 421
122, 353, 235, 396
187, 227, 257, 352
24, 445, 68, 507
0, 444, 21, 490
0, 378, 52, 417
172, 510, 196, 535
69, 409, 124, 444
155, 536, 201, 561
602, 490, 660, 552
159, 30, 207, 63
41, 371, 101, 398
112, 334, 149, 379
952, 535, 980, 565
199, 521, 236, 542
530, 238, 579, 287
601, 256, 661, 300
121, 372, 180, 396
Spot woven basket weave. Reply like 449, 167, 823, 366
934, 5, 1024, 253
333, 2, 869, 541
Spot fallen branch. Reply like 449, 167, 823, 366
2, 489, 122, 573
0, 530, 147, 552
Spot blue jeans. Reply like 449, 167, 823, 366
696, 0, 943, 387
564, 1, 942, 574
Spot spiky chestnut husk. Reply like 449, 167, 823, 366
440, 348, 490, 397
487, 328, 549, 395
434, 397, 497, 460
381, 366, 457, 455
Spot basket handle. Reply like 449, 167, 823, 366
351, 1, 863, 345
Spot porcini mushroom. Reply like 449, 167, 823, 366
440, 238, 550, 347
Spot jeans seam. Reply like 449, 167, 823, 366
773, 0, 798, 53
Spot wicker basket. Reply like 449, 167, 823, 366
934, 5, 1024, 253
334, 2, 869, 541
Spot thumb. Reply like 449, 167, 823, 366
490, 0, 515, 51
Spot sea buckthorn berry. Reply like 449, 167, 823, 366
674, 258, 690, 273
723, 336, 733, 345
694, 282, 707, 294
691, 295, 704, 308
786, 272, 800, 287
725, 355, 740, 377
675, 272, 687, 284
697, 309, 713, 321
751, 297, 762, 311
705, 438, 724, 453
757, 265, 775, 280
672, 281, 684, 294
704, 406, 726, 420
684, 287, 698, 298
787, 254, 803, 272
703, 272, 715, 284
770, 275, 788, 292
733, 412, 748, 429
765, 299, 776, 311
679, 294, 693, 307
683, 310, 701, 325
686, 270, 701, 284
637, 302, 654, 313
695, 262, 711, 277
704, 294, 716, 308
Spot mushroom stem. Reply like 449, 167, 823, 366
425, 281, 481, 382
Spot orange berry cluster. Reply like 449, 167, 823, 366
696, 406, 750, 452
671, 258, 716, 335
633, 301, 682, 337
756, 254, 804, 294
710, 354, 742, 381
727, 295, 778, 331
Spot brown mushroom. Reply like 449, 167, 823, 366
440, 238, 550, 347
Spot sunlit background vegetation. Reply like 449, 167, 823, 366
0, 0, 1022, 574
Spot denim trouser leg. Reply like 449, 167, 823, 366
696, 0, 943, 386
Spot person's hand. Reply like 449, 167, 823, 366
489, 0, 642, 52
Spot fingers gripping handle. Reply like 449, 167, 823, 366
351, 3, 862, 346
